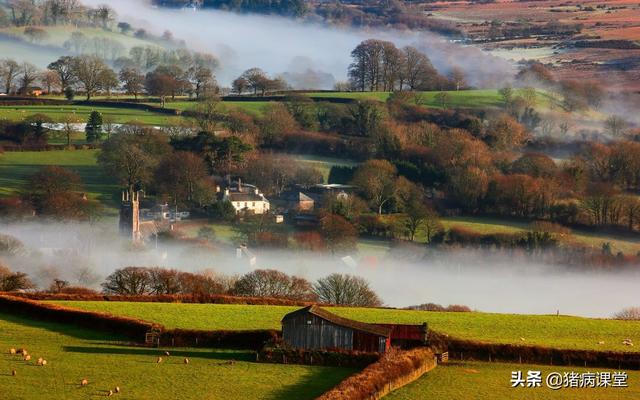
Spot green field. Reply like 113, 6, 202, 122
0, 150, 117, 207
306, 89, 556, 109
0, 25, 160, 52
156, 100, 271, 116
0, 312, 352, 400
0, 105, 182, 125
51, 302, 640, 353
387, 361, 639, 400
441, 216, 640, 255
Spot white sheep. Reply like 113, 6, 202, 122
37, 357, 43, 366
115, 386, 120, 393
9, 348, 16, 355
41, 360, 47, 366
23, 355, 31, 361
11, 369, 16, 376
81, 379, 89, 386
164, 351, 170, 357
156, 357, 163, 364
184, 358, 189, 365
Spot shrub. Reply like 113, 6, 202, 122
0, 264, 35, 292
613, 307, 640, 320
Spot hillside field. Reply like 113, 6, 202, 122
51, 302, 640, 353
305, 89, 560, 110
0, 312, 354, 400
0, 150, 117, 207
386, 360, 640, 400
0, 105, 181, 125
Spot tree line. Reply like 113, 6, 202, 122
347, 39, 463, 92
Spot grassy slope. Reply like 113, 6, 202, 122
0, 25, 158, 51
441, 216, 640, 255
51, 302, 640, 353
306, 89, 556, 110
0, 149, 117, 206
0, 105, 181, 125
386, 361, 640, 400
0, 312, 353, 400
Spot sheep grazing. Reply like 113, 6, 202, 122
184, 358, 189, 365
81, 379, 89, 386
107, 390, 113, 397
23, 355, 31, 361
164, 351, 170, 357
11, 369, 16, 376
17, 349, 27, 355
623, 339, 634, 346
598, 341, 605, 345
520, 337, 526, 342
37, 358, 43, 366
115, 386, 120, 393
9, 348, 16, 355
156, 357, 163, 364
41, 360, 47, 366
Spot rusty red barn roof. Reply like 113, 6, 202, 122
282, 306, 391, 337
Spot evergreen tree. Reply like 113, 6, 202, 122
85, 111, 103, 143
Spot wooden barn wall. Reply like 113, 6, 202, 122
283, 313, 354, 351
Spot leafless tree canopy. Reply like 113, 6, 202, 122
313, 273, 382, 307
232, 269, 316, 301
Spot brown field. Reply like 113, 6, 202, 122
424, 0, 640, 91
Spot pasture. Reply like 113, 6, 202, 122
441, 216, 640, 255
305, 89, 558, 110
0, 105, 181, 125
51, 302, 640, 353
386, 360, 640, 400
0, 312, 353, 400
0, 150, 117, 207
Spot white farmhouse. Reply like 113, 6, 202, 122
222, 182, 270, 215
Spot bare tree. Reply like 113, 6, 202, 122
0, 59, 20, 94
72, 55, 111, 100
119, 66, 144, 99
102, 267, 151, 295
314, 274, 382, 306
232, 269, 316, 301
18, 62, 39, 94
48, 56, 77, 90
40, 70, 61, 94
60, 112, 81, 146
613, 307, 640, 320
604, 115, 629, 137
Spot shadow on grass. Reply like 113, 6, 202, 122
0, 311, 125, 342
265, 366, 356, 400
62, 345, 254, 362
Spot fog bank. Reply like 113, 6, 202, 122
80, 0, 514, 88
2, 221, 638, 318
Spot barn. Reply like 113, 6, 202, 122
282, 306, 391, 353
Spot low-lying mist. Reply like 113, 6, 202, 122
80, 0, 513, 88
2, 221, 638, 318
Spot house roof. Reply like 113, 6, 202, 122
281, 191, 314, 203
227, 192, 266, 202
282, 305, 391, 337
